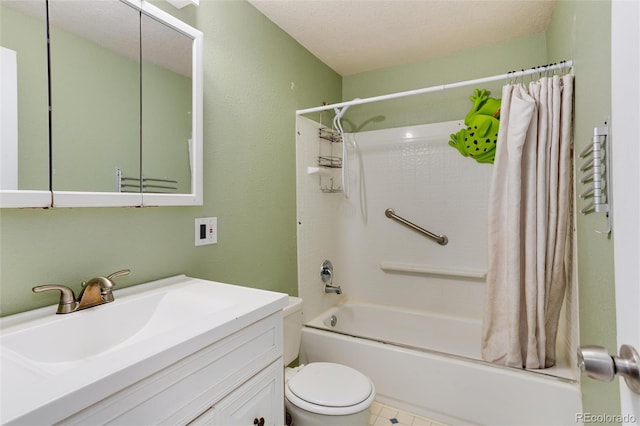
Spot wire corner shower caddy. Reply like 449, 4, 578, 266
307, 122, 344, 194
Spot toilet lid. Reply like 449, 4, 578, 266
287, 362, 373, 408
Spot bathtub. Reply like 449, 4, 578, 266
300, 301, 582, 426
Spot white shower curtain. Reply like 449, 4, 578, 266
481, 74, 574, 369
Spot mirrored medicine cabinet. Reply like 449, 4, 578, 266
0, 0, 203, 208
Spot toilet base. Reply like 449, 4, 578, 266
285, 399, 370, 426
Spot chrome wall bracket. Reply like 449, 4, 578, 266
578, 125, 611, 235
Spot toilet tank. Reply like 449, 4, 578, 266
283, 296, 303, 366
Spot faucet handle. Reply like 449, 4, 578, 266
82, 269, 129, 288
107, 269, 130, 281
320, 260, 333, 284
32, 285, 79, 314
98, 269, 129, 302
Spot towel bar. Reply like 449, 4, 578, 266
116, 168, 178, 193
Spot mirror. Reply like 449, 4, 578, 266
0, 1, 51, 207
141, 13, 193, 196
49, 0, 141, 193
0, 0, 203, 208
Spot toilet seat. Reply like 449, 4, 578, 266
285, 362, 375, 416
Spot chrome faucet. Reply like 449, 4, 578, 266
324, 284, 342, 295
33, 269, 130, 314
320, 260, 342, 295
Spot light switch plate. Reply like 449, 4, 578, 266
194, 217, 217, 246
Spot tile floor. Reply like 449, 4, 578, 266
369, 401, 449, 426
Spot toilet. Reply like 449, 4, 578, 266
283, 297, 375, 426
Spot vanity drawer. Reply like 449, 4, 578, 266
188, 359, 284, 426
60, 312, 283, 425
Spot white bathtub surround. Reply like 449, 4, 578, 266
296, 117, 492, 321
482, 74, 575, 369
305, 301, 577, 381
302, 302, 582, 425
295, 116, 581, 424
306, 302, 482, 361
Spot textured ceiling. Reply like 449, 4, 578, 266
249, 0, 557, 76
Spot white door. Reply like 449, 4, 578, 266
611, 0, 640, 421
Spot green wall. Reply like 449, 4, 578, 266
0, 0, 341, 316
342, 33, 546, 132
547, 0, 621, 418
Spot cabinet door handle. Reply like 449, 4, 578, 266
253, 417, 265, 426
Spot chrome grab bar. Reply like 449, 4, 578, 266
385, 208, 448, 246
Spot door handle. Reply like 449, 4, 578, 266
577, 344, 640, 394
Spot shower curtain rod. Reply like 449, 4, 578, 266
296, 60, 573, 116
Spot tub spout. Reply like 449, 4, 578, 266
324, 284, 342, 295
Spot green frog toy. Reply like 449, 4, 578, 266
449, 89, 501, 164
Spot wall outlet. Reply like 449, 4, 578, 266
194, 217, 217, 246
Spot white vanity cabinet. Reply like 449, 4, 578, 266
1, 276, 288, 425
59, 312, 285, 425
190, 360, 283, 425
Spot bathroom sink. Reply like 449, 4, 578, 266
2, 283, 232, 365
0, 275, 288, 424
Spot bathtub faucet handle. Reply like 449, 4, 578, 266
320, 260, 334, 284
321, 259, 341, 295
